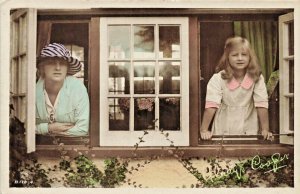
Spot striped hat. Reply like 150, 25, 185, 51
39, 43, 82, 75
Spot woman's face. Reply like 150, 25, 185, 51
40, 58, 68, 82
228, 45, 250, 72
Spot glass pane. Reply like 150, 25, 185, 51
159, 26, 180, 59
71, 45, 84, 61
289, 98, 294, 131
109, 98, 130, 131
134, 25, 155, 58
134, 98, 155, 131
12, 21, 19, 56
19, 56, 27, 93
159, 61, 180, 94
288, 21, 294, 55
134, 62, 155, 94
109, 62, 130, 94
159, 98, 180, 131
108, 25, 130, 59
19, 16, 27, 54
289, 60, 294, 93
11, 59, 18, 94
19, 97, 26, 122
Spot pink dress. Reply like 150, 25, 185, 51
205, 71, 268, 135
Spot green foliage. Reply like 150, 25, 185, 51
62, 155, 103, 187
9, 115, 53, 187
100, 158, 128, 188
60, 156, 128, 188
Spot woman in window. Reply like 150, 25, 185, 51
200, 37, 272, 140
36, 43, 89, 136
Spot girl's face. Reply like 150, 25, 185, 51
228, 45, 250, 72
41, 58, 68, 82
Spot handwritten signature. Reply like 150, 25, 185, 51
220, 153, 289, 180
251, 153, 289, 174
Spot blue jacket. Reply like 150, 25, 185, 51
36, 76, 89, 136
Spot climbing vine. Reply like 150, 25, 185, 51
9, 111, 294, 188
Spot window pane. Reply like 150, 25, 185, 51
71, 45, 84, 61
65, 44, 85, 81
20, 56, 27, 93
134, 25, 155, 58
159, 98, 180, 131
159, 61, 180, 94
289, 60, 294, 93
134, 62, 155, 94
134, 98, 155, 131
109, 62, 130, 94
108, 25, 130, 59
109, 98, 130, 131
159, 26, 180, 59
288, 21, 294, 55
289, 98, 294, 131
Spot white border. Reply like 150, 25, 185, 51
1, 0, 300, 194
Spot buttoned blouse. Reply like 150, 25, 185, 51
205, 71, 268, 135
36, 76, 90, 136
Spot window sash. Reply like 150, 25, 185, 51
10, 9, 37, 153
100, 17, 189, 146
279, 12, 294, 145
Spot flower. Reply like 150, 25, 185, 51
137, 98, 154, 111
165, 98, 180, 105
118, 97, 155, 112
118, 98, 130, 111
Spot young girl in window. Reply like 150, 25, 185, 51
200, 36, 272, 140
36, 43, 89, 136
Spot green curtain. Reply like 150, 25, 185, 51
234, 21, 278, 81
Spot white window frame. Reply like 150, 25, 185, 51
279, 12, 294, 145
100, 17, 189, 146
10, 9, 37, 153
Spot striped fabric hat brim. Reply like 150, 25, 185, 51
38, 43, 82, 75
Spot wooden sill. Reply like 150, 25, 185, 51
35, 144, 293, 158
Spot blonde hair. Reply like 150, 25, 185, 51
215, 36, 261, 82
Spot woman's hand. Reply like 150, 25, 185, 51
200, 130, 213, 140
262, 130, 273, 140
48, 122, 74, 134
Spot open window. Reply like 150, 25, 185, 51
279, 12, 294, 145
35, 20, 90, 145
199, 12, 294, 145
10, 9, 37, 153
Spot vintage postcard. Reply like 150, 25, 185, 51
1, 0, 299, 194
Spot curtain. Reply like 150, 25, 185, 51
36, 21, 52, 56
233, 21, 278, 81
36, 21, 52, 81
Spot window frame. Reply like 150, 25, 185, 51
8, 8, 293, 156
279, 12, 294, 145
10, 8, 37, 153
99, 17, 190, 146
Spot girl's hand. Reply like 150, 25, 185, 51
48, 122, 74, 134
262, 130, 273, 140
200, 130, 213, 140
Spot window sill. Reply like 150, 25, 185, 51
35, 144, 293, 158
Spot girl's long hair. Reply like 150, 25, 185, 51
215, 36, 261, 82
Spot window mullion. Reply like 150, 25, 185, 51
130, 23, 134, 132
155, 24, 160, 131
